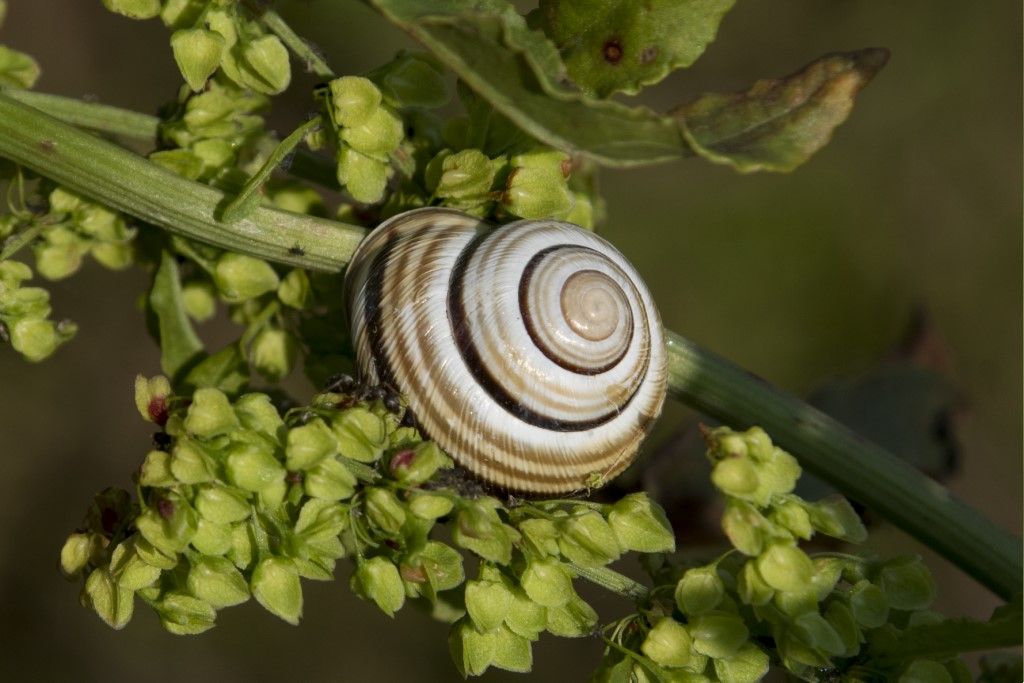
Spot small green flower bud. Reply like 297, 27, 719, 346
293, 499, 347, 543
134, 374, 172, 425
251, 327, 297, 381
238, 35, 291, 94
336, 146, 389, 204
792, 611, 846, 656
182, 279, 217, 322
505, 588, 546, 640
135, 493, 198, 555
84, 568, 134, 629
190, 517, 233, 556
195, 485, 251, 524
408, 492, 454, 520
286, 418, 338, 471
0, 45, 37, 88
770, 499, 813, 540
365, 486, 407, 535
564, 192, 594, 229
689, 612, 749, 659
711, 457, 761, 498
90, 242, 134, 271
389, 441, 453, 485
341, 107, 404, 159
502, 166, 574, 219
453, 499, 514, 564
213, 253, 279, 303
149, 148, 203, 179
277, 269, 310, 309
465, 578, 513, 632
544, 593, 598, 638
721, 500, 767, 556
227, 522, 253, 570
713, 643, 770, 683
450, 618, 496, 677
757, 448, 801, 498
156, 591, 216, 635
109, 540, 162, 590
641, 617, 693, 668
823, 601, 860, 657
192, 138, 235, 174
330, 76, 382, 128
806, 495, 866, 543
899, 660, 953, 683
225, 442, 285, 492
303, 457, 357, 501
352, 556, 405, 617
170, 28, 224, 91
60, 533, 92, 577
101, 0, 160, 19
757, 543, 815, 593
9, 317, 62, 362
171, 438, 217, 483
517, 518, 560, 558
187, 556, 249, 608
736, 559, 774, 606
488, 625, 533, 673
134, 536, 178, 570
558, 510, 621, 567
184, 387, 239, 438
876, 556, 935, 611
519, 557, 573, 608
811, 557, 844, 601
251, 557, 302, 624
0, 259, 32, 287
412, 541, 465, 593
773, 583, 819, 617
675, 566, 725, 616
138, 450, 175, 487
332, 406, 386, 462
233, 393, 284, 441
1, 285, 51, 318
607, 492, 675, 553
848, 579, 889, 628
426, 149, 496, 200
374, 54, 449, 108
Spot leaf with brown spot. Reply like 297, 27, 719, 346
673, 49, 890, 173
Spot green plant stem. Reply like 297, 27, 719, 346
222, 116, 324, 222
0, 221, 46, 261
4, 89, 159, 139
260, 9, 336, 79
0, 92, 362, 271
570, 563, 649, 601
3, 89, 341, 191
0, 91, 1019, 600
666, 332, 1022, 600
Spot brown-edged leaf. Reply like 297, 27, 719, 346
674, 49, 889, 173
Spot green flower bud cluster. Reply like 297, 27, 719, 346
595, 426, 965, 682
32, 187, 135, 280
324, 76, 406, 204
60, 378, 441, 632
104, 0, 291, 95
0, 259, 76, 361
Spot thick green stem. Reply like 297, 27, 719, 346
0, 91, 1019, 600
666, 332, 1022, 599
0, 92, 362, 270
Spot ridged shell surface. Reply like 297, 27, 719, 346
344, 208, 668, 494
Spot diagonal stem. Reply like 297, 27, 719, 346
0, 91, 1019, 600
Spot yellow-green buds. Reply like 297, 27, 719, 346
102, 0, 160, 20
251, 557, 302, 624
641, 617, 694, 668
330, 77, 383, 128
607, 492, 675, 553
676, 566, 726, 616
170, 28, 224, 91
213, 253, 279, 302
502, 149, 575, 219
352, 556, 405, 616
185, 388, 239, 438
331, 406, 386, 462
187, 556, 249, 608
0, 44, 40, 88
83, 568, 134, 629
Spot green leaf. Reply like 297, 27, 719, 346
149, 250, 204, 381
366, 0, 686, 167
673, 49, 890, 173
532, 0, 735, 98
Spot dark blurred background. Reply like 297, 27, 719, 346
1, 1, 1020, 680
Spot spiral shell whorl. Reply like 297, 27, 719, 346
345, 208, 668, 494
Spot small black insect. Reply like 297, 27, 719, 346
288, 244, 306, 256
323, 373, 356, 393
151, 432, 173, 452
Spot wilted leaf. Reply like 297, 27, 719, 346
531, 0, 736, 98
673, 49, 889, 172
149, 250, 204, 381
367, 0, 686, 167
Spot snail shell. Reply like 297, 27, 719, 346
344, 208, 667, 494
